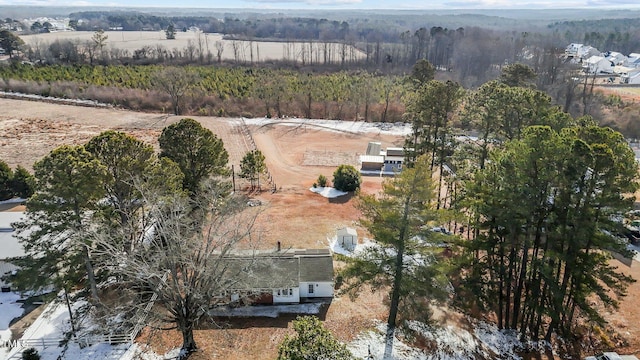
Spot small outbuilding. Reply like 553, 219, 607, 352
337, 227, 358, 251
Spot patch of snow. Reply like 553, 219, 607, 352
0, 91, 111, 107
328, 234, 378, 257
0, 292, 24, 357
407, 320, 480, 359
309, 186, 348, 198
348, 318, 526, 360
242, 117, 412, 136
349, 321, 429, 360
3, 296, 136, 360
627, 243, 640, 262
473, 321, 523, 360
209, 302, 325, 318
120, 344, 181, 360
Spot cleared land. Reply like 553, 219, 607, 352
1, 98, 639, 358
20, 31, 366, 63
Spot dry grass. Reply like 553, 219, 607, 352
20, 31, 366, 63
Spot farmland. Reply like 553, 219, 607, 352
20, 31, 366, 63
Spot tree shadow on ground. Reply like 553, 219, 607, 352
328, 192, 354, 204
206, 302, 331, 330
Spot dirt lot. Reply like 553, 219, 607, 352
2, 98, 639, 359
0, 98, 401, 358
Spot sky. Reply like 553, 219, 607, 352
1, 0, 640, 10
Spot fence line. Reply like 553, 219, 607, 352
7, 272, 169, 358
239, 118, 277, 193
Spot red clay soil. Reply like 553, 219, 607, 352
2, 97, 640, 359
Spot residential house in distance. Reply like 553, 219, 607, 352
583, 55, 615, 74
218, 248, 334, 305
565, 43, 600, 60
359, 142, 405, 176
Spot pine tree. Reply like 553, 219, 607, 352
277, 316, 354, 360
340, 155, 451, 358
13, 145, 108, 301
239, 150, 266, 190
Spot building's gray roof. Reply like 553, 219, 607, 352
224, 257, 299, 290
360, 155, 384, 163
299, 256, 334, 283
221, 249, 333, 290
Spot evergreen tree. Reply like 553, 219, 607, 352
0, 29, 24, 58
13, 145, 108, 301
0, 160, 12, 200
461, 124, 638, 341
239, 150, 266, 190
159, 118, 229, 197
166, 24, 176, 40
341, 155, 451, 358
10, 165, 35, 199
85, 131, 154, 226
499, 63, 537, 88
332, 164, 361, 192
277, 316, 354, 360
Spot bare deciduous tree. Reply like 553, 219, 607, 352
93, 180, 264, 358
152, 67, 199, 115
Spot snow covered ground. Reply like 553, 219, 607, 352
243, 117, 412, 136
0, 292, 25, 358
329, 232, 531, 360
627, 243, 640, 262
309, 186, 348, 198
348, 319, 526, 360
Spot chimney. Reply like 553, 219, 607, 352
277, 241, 281, 252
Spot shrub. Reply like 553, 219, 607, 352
22, 348, 40, 360
277, 316, 353, 360
317, 174, 328, 188
332, 164, 361, 192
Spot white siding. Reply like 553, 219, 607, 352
299, 282, 333, 298
273, 287, 300, 303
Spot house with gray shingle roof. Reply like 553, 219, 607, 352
220, 248, 333, 305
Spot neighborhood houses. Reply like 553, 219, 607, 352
565, 43, 640, 83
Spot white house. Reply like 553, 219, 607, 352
382, 147, 405, 173
621, 69, 640, 84
625, 54, 640, 68
359, 143, 405, 176
565, 43, 583, 57
577, 46, 600, 60
583, 55, 614, 74
0, 212, 26, 292
336, 227, 358, 251
606, 51, 627, 66
221, 248, 334, 305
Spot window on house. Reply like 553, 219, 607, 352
289, 289, 293, 296
308, 284, 314, 294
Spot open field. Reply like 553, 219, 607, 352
20, 31, 366, 63
1, 98, 639, 359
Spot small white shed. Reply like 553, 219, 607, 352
337, 227, 358, 251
